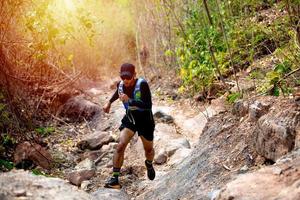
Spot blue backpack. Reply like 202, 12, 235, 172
118, 78, 150, 111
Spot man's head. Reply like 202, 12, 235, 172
120, 63, 136, 87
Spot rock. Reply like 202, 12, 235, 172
67, 169, 95, 186
216, 150, 300, 200
239, 165, 249, 173
168, 148, 192, 166
165, 138, 191, 157
0, 170, 91, 200
254, 105, 299, 161
80, 180, 92, 191
80, 150, 103, 161
173, 138, 191, 149
67, 158, 96, 186
154, 149, 168, 165
92, 188, 129, 200
59, 96, 101, 122
232, 100, 248, 117
208, 189, 221, 200
272, 166, 282, 175
14, 141, 52, 170
153, 110, 174, 124
77, 131, 114, 150
75, 158, 95, 171
13, 188, 26, 197
249, 100, 270, 121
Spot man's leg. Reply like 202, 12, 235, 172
105, 128, 134, 189
140, 136, 156, 180
140, 136, 154, 161
113, 128, 135, 168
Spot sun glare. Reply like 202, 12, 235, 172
64, 0, 75, 11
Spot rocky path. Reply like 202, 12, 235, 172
1, 79, 299, 200
0, 80, 224, 200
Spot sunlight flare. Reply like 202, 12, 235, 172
64, 0, 76, 11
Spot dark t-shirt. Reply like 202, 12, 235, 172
109, 79, 152, 110
109, 78, 155, 140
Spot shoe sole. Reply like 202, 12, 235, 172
104, 184, 121, 189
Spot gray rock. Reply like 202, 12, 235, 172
75, 158, 95, 171
249, 100, 270, 121
67, 169, 95, 186
154, 149, 168, 165
77, 131, 114, 150
232, 100, 248, 117
153, 110, 174, 124
254, 105, 299, 161
92, 188, 129, 200
216, 150, 300, 200
0, 170, 91, 200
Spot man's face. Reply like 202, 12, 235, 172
121, 75, 135, 87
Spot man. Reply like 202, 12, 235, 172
102, 63, 155, 189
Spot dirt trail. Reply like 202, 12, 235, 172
82, 80, 227, 197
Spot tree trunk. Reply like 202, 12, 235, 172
202, 0, 227, 88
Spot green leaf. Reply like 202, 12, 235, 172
164, 49, 173, 57
272, 86, 280, 96
0, 159, 14, 170
227, 92, 242, 104
32, 169, 44, 176
0, 103, 6, 112
35, 127, 55, 137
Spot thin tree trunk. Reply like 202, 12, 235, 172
203, 0, 213, 25
216, 0, 240, 93
202, 0, 227, 88
135, 17, 146, 79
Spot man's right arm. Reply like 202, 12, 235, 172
103, 85, 119, 113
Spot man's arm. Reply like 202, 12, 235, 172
103, 84, 119, 113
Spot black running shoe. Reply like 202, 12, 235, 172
104, 176, 121, 189
145, 161, 156, 180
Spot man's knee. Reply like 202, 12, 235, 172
144, 146, 154, 154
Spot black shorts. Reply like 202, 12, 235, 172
119, 111, 155, 141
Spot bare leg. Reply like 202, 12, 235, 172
113, 128, 135, 168
140, 135, 156, 180
140, 136, 155, 161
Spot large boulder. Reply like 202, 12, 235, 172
14, 141, 52, 170
0, 170, 91, 200
77, 131, 114, 150
59, 96, 101, 122
254, 103, 300, 161
0, 170, 130, 200
216, 149, 300, 200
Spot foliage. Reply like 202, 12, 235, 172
156, 0, 299, 97
258, 60, 294, 96
226, 92, 242, 104
24, 0, 98, 69
175, 2, 224, 94
0, 159, 14, 171
31, 168, 49, 176
35, 127, 55, 137
1, 134, 16, 147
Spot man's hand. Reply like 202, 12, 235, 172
119, 94, 130, 103
103, 102, 111, 113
